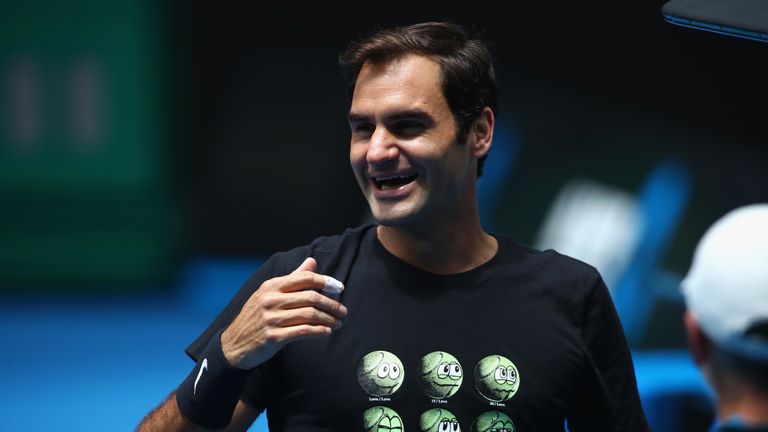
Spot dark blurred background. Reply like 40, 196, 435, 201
1, 0, 766, 430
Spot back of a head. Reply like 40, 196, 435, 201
682, 203, 768, 362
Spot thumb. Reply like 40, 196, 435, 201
291, 257, 317, 274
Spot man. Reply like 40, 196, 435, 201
138, 21, 649, 431
681, 203, 768, 431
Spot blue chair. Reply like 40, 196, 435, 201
478, 116, 521, 233
612, 157, 692, 346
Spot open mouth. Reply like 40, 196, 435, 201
372, 174, 418, 191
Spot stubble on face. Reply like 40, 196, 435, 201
348, 55, 475, 230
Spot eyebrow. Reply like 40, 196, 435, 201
347, 109, 434, 124
347, 113, 369, 124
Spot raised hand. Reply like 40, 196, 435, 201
220, 257, 348, 370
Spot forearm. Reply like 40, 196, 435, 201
139, 257, 341, 431
136, 391, 208, 432
137, 391, 259, 432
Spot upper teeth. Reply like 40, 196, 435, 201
379, 175, 407, 182
374, 174, 417, 190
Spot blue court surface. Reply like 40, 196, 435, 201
0, 258, 270, 432
0, 258, 710, 431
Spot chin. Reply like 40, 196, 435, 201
367, 195, 429, 228
371, 213, 406, 227
369, 207, 415, 227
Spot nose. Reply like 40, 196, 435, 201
366, 126, 399, 165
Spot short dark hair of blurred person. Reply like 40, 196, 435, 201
682, 203, 768, 432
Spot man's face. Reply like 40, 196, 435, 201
348, 54, 478, 228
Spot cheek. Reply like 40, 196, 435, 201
349, 149, 368, 181
349, 143, 367, 165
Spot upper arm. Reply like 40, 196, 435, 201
568, 275, 650, 431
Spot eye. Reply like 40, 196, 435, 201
494, 367, 507, 383
437, 362, 450, 379
391, 120, 424, 137
449, 363, 462, 379
452, 420, 460, 431
351, 122, 375, 138
439, 420, 450, 432
506, 367, 517, 384
377, 363, 390, 379
388, 364, 401, 380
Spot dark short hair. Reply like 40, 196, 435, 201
710, 321, 768, 394
339, 21, 499, 178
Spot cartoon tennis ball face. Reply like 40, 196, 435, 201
419, 408, 460, 432
358, 350, 405, 396
363, 406, 404, 432
473, 355, 519, 402
470, 411, 515, 432
418, 351, 463, 399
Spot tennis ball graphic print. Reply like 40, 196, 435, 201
418, 351, 463, 399
358, 350, 405, 396
470, 411, 515, 432
473, 355, 519, 402
364, 406, 404, 432
420, 408, 460, 432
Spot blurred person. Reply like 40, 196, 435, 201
682, 203, 768, 431
138, 21, 648, 431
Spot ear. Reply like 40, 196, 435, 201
470, 107, 494, 159
683, 310, 712, 366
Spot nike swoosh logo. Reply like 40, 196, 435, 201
193, 358, 208, 396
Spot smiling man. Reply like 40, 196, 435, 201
138, 22, 649, 432
347, 51, 497, 274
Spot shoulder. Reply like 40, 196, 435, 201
308, 223, 374, 254
497, 233, 601, 281
494, 233, 606, 301
264, 223, 375, 280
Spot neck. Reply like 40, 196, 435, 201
716, 382, 768, 425
376, 206, 497, 275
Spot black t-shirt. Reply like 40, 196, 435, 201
186, 225, 649, 431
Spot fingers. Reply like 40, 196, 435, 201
291, 257, 317, 274
221, 258, 346, 369
266, 324, 334, 344
277, 257, 346, 297
288, 256, 342, 290
255, 257, 348, 324
268, 289, 348, 319
264, 306, 343, 330
322, 275, 344, 295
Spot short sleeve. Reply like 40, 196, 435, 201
182, 246, 311, 411
184, 246, 311, 361
568, 274, 651, 431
